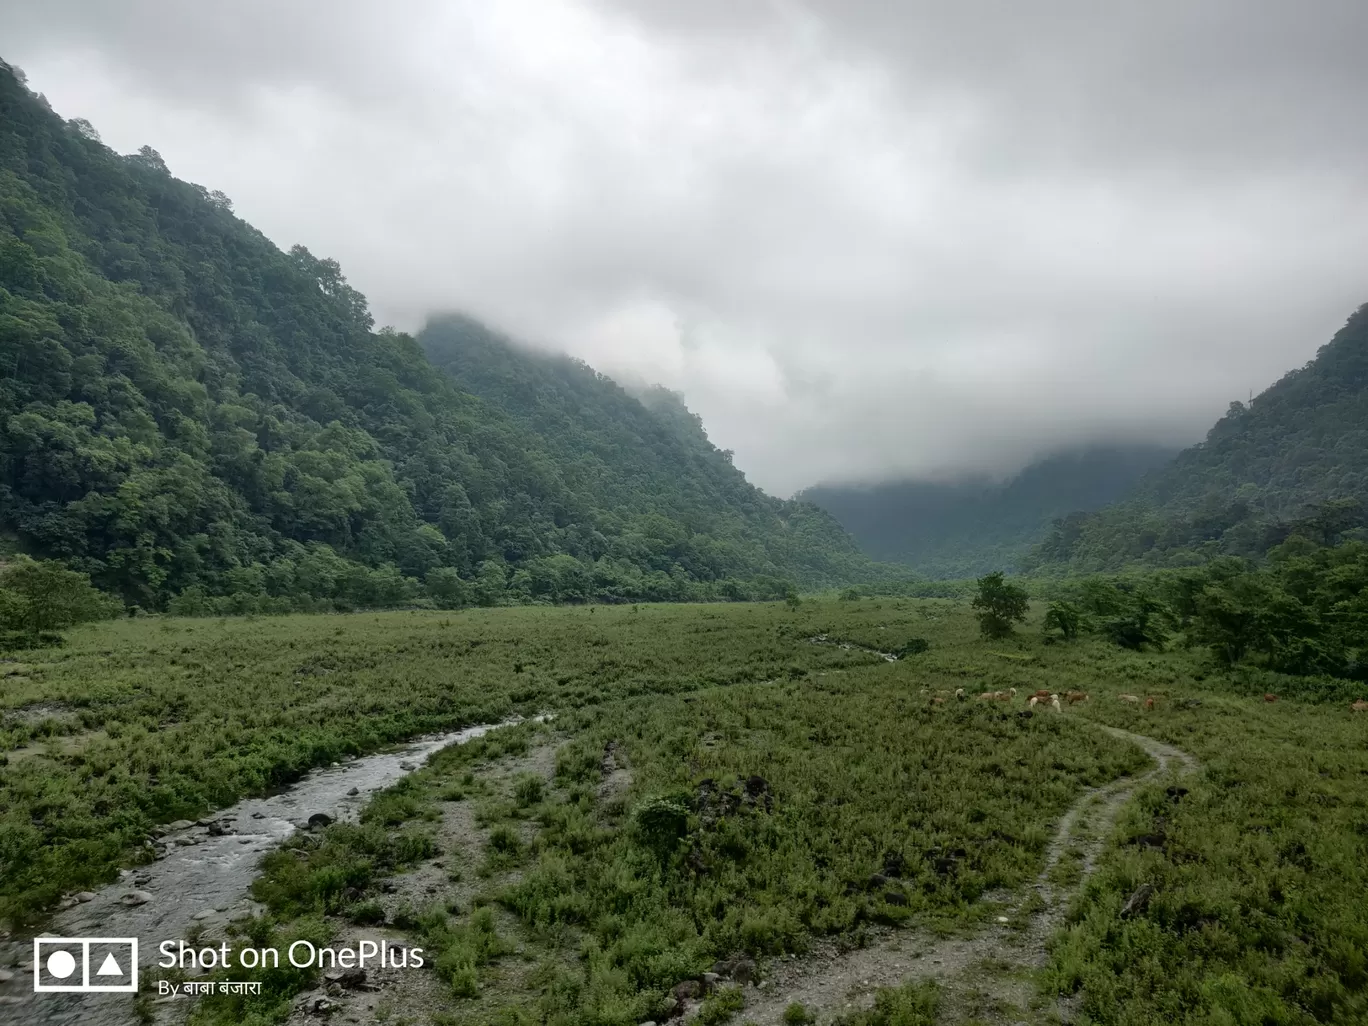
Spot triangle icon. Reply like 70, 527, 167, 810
96, 952, 123, 976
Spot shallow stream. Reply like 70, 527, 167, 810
0, 719, 523, 1026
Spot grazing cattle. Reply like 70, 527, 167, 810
955, 688, 966, 701
1263, 693, 1278, 703
1143, 696, 1156, 711
978, 691, 997, 701
1029, 689, 1052, 701
993, 690, 1015, 702
1351, 699, 1368, 713
1065, 691, 1088, 705
1119, 694, 1140, 705
1050, 694, 1062, 712
930, 696, 946, 706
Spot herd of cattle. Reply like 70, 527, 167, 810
919, 687, 1368, 714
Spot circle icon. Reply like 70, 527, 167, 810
46, 950, 78, 979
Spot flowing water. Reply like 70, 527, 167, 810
0, 719, 528, 1026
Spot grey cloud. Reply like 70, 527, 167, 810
4, 0, 1367, 495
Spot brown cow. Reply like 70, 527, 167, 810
1029, 689, 1052, 701
1351, 699, 1368, 713
1143, 696, 1157, 711
1065, 691, 1089, 705
1118, 694, 1140, 705
1263, 693, 1278, 703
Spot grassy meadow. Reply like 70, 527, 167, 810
3, 598, 1367, 1024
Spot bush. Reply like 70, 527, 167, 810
513, 774, 544, 807
0, 556, 119, 638
632, 795, 691, 858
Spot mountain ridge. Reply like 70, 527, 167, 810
0, 63, 877, 608
1027, 302, 1368, 572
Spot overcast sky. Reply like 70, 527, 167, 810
6, 1, 1368, 495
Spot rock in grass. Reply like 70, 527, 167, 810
1120, 883, 1156, 919
672, 980, 701, 1001
399, 761, 417, 771
308, 813, 333, 830
323, 968, 366, 989
710, 956, 756, 983
883, 891, 909, 906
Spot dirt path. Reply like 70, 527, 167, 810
737, 724, 1200, 1025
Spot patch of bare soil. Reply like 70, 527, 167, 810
735, 725, 1200, 1026
280, 741, 562, 1026
597, 738, 633, 807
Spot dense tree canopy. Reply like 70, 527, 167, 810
0, 63, 879, 611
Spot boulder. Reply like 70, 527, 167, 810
120, 890, 153, 906
308, 813, 333, 830
323, 968, 367, 989
672, 980, 701, 1001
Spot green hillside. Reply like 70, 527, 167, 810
1028, 303, 1368, 572
801, 444, 1175, 578
0, 63, 874, 610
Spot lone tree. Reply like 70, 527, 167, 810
1042, 600, 1084, 643
972, 571, 1029, 639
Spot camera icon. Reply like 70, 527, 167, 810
33, 938, 139, 993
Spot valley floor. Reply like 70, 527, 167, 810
1, 600, 1365, 1025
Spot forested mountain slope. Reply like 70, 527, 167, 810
1028, 302, 1368, 572
0, 63, 874, 608
800, 444, 1176, 578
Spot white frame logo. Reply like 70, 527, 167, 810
33, 938, 139, 993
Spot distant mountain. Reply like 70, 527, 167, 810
0, 62, 876, 608
1027, 302, 1368, 572
800, 444, 1177, 578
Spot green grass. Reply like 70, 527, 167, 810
5, 597, 1368, 1024
1045, 694, 1368, 1024
0, 601, 894, 924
